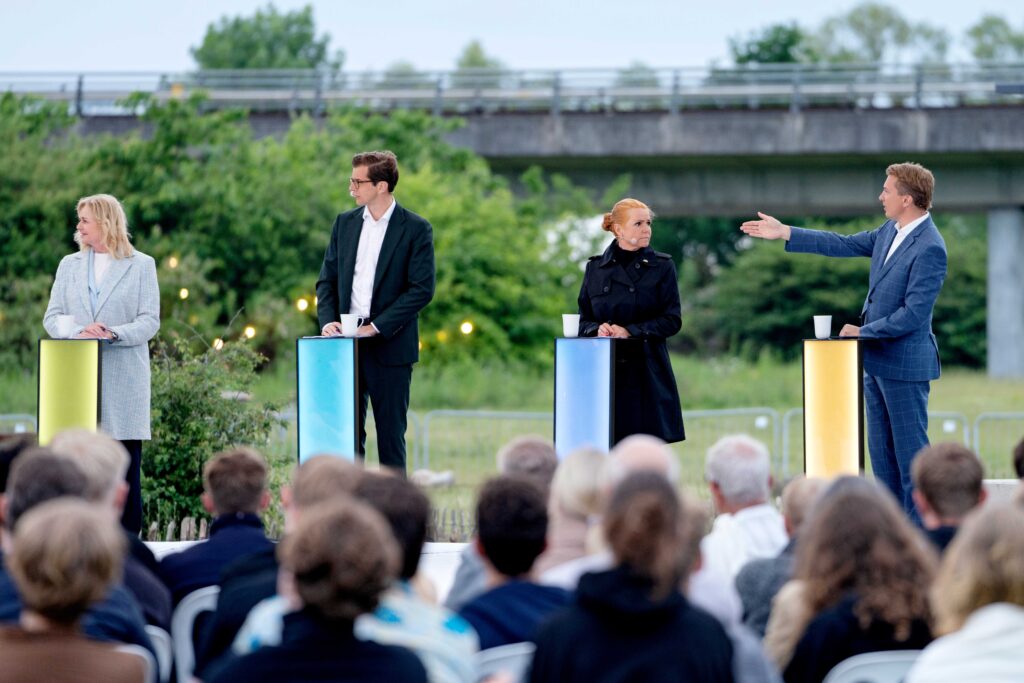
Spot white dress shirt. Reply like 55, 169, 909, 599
700, 503, 788, 579
93, 251, 111, 283
349, 199, 396, 320
885, 212, 929, 264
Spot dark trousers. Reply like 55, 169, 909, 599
120, 439, 144, 534
864, 374, 930, 522
357, 351, 412, 472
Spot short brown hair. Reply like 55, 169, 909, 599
352, 150, 399, 192
912, 443, 984, 519
476, 476, 549, 577
496, 435, 558, 496
5, 448, 89, 530
279, 498, 399, 621
291, 455, 362, 510
886, 162, 934, 210
9, 498, 125, 624
354, 474, 430, 580
203, 447, 268, 515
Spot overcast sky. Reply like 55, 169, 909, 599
1, 0, 1021, 72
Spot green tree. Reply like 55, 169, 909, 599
377, 61, 435, 90
190, 3, 343, 70
967, 15, 1024, 61
813, 2, 949, 63
730, 23, 818, 64
614, 62, 661, 88
452, 40, 505, 89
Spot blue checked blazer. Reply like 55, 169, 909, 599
786, 217, 947, 381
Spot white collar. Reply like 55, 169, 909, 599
895, 212, 929, 233
362, 199, 397, 224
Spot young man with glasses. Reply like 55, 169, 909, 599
316, 151, 436, 472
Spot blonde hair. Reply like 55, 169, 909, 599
75, 194, 134, 259
48, 430, 129, 504
601, 198, 653, 234
550, 447, 607, 518
931, 502, 1024, 635
9, 498, 125, 624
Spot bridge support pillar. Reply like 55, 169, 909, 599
987, 208, 1024, 378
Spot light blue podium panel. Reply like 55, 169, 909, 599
297, 337, 360, 463
554, 337, 613, 459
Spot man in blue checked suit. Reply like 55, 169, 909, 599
741, 162, 947, 518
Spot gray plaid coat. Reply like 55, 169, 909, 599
43, 249, 161, 439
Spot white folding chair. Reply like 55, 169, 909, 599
145, 625, 173, 683
475, 642, 536, 683
115, 643, 157, 683
170, 585, 220, 683
823, 650, 923, 683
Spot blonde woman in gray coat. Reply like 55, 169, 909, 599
43, 194, 160, 533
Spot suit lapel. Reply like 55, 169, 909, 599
73, 253, 91, 316
371, 204, 404, 301
339, 211, 364, 312
873, 217, 931, 288
869, 222, 898, 289
95, 256, 133, 317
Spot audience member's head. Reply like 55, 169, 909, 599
931, 502, 1024, 635
496, 436, 558, 496
795, 477, 937, 639
912, 443, 985, 529
1013, 435, 1024, 480
606, 435, 679, 488
0, 434, 37, 494
549, 447, 607, 519
278, 498, 399, 622
283, 455, 363, 533
475, 476, 548, 580
354, 473, 430, 581
3, 448, 89, 532
202, 447, 270, 517
780, 476, 827, 538
8, 498, 124, 627
705, 434, 773, 514
49, 429, 129, 511
604, 471, 690, 599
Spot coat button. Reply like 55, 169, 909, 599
635, 263, 641, 269
629, 287, 636, 293
603, 286, 609, 293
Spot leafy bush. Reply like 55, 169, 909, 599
144, 338, 283, 528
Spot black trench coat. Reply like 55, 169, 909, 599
577, 242, 686, 444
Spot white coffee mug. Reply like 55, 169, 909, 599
56, 315, 76, 339
562, 314, 581, 338
340, 314, 365, 337
813, 315, 832, 340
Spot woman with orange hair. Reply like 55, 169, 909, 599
576, 198, 685, 443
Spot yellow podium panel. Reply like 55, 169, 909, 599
37, 339, 102, 445
803, 339, 863, 478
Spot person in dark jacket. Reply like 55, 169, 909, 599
209, 497, 426, 683
530, 472, 733, 683
910, 443, 986, 554
577, 198, 685, 444
159, 447, 274, 604
458, 477, 570, 650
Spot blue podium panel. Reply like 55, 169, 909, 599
554, 338, 613, 459
297, 337, 359, 462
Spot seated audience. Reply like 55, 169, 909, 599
911, 443, 986, 552
458, 476, 570, 649
208, 498, 426, 683
195, 455, 362, 678
445, 436, 558, 611
907, 502, 1024, 683
530, 472, 734, 683
702, 435, 787, 579
764, 477, 935, 683
736, 476, 826, 636
49, 429, 172, 628
159, 447, 274, 603
0, 499, 146, 683
535, 447, 606, 575
0, 448, 153, 656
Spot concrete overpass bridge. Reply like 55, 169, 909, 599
6, 63, 1024, 376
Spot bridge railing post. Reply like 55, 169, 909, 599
789, 66, 803, 113
914, 64, 924, 109
551, 71, 561, 116
433, 77, 444, 117
669, 70, 680, 114
75, 74, 84, 117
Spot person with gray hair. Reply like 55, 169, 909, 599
48, 429, 172, 629
701, 434, 787, 579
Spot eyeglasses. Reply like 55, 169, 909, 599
349, 178, 376, 187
